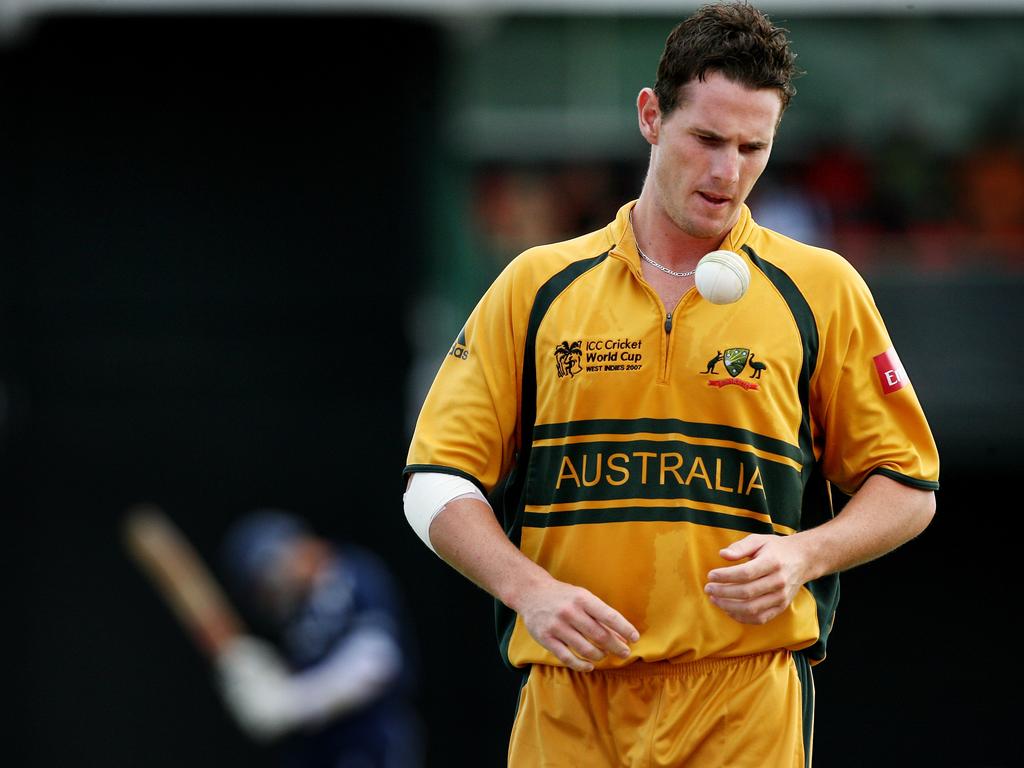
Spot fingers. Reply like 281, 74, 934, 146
718, 533, 768, 561
535, 621, 610, 671
563, 629, 606, 663
704, 537, 805, 625
707, 534, 781, 585
706, 556, 773, 585
707, 591, 787, 625
704, 572, 783, 601
523, 585, 641, 671
556, 595, 637, 662
545, 637, 595, 672
572, 614, 632, 659
583, 596, 641, 646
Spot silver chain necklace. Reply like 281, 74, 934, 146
637, 246, 697, 278
631, 210, 697, 277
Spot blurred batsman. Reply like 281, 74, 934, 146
218, 510, 422, 768
404, 2, 939, 766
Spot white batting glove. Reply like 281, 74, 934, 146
214, 636, 298, 741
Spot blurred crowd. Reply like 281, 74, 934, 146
471, 129, 1024, 277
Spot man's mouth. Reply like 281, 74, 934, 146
698, 191, 731, 205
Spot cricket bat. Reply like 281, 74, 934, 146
123, 504, 244, 658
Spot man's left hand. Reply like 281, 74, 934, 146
704, 534, 810, 625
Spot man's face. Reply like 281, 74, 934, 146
648, 72, 782, 241
255, 537, 326, 621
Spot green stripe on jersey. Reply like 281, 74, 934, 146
533, 417, 803, 464
793, 651, 815, 767
744, 246, 837, 664
872, 467, 940, 491
496, 249, 612, 546
402, 464, 487, 495
742, 246, 818, 475
523, 505, 779, 535
495, 248, 611, 670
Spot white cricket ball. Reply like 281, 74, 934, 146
695, 249, 750, 305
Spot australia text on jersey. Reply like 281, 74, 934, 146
554, 449, 766, 497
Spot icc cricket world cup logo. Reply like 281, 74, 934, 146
554, 341, 583, 378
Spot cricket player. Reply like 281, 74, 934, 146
404, 3, 939, 765
217, 510, 422, 768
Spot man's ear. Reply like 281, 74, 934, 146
637, 88, 661, 146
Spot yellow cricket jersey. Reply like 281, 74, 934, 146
406, 201, 939, 668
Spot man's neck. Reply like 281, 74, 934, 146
631, 192, 729, 271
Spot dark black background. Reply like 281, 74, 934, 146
1, 14, 1014, 768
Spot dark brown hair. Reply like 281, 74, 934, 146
654, 2, 800, 116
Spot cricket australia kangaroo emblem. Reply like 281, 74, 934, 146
701, 346, 767, 390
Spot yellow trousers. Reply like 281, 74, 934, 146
508, 651, 813, 767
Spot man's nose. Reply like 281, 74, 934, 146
710, 148, 740, 185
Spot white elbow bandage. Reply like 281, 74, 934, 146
403, 472, 489, 553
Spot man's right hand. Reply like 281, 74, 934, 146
514, 575, 640, 672
423, 489, 640, 672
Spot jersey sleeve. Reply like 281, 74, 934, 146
810, 262, 940, 495
405, 262, 528, 493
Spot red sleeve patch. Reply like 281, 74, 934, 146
873, 346, 908, 394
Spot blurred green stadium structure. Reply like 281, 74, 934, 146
446, 14, 1023, 160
